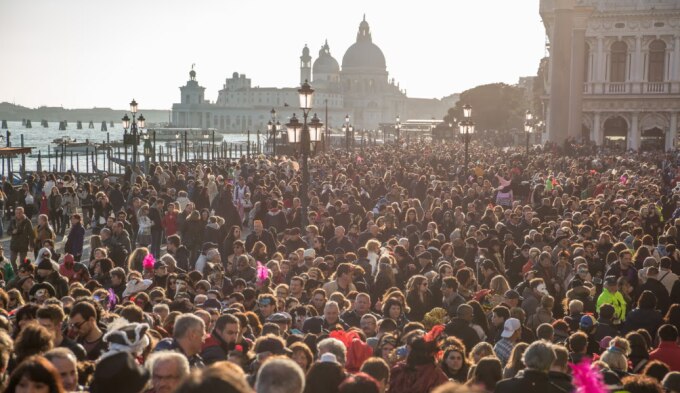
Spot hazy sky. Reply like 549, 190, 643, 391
1, 0, 546, 110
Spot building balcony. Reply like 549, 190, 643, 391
583, 81, 680, 95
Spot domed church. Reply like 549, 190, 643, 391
172, 16, 452, 131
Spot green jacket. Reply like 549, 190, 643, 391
596, 289, 627, 323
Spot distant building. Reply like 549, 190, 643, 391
171, 16, 450, 133
540, 0, 680, 150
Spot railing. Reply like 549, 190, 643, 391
645, 82, 668, 93
608, 83, 627, 93
581, 81, 678, 95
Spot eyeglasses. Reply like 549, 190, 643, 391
68, 320, 86, 331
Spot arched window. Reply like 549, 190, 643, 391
648, 40, 666, 82
610, 41, 627, 82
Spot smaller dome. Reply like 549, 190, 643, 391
302, 44, 310, 57
189, 69, 196, 78
313, 40, 340, 75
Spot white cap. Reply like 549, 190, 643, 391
501, 318, 521, 338
303, 249, 316, 258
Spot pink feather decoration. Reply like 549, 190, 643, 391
256, 261, 269, 284
143, 254, 155, 270
569, 358, 608, 393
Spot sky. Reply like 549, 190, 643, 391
0, 0, 546, 110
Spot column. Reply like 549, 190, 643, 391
567, 5, 593, 140
669, 112, 678, 151
673, 36, 680, 93
632, 35, 643, 93
596, 36, 605, 93
629, 112, 640, 151
593, 112, 602, 145
547, 0, 575, 143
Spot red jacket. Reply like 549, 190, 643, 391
650, 341, 680, 372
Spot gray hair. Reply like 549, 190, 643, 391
522, 340, 556, 372
173, 314, 205, 340
324, 300, 339, 313
317, 338, 346, 366
44, 347, 77, 364
152, 304, 169, 315
145, 351, 190, 380
255, 357, 305, 393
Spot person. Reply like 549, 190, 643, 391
494, 318, 522, 367
360, 357, 390, 393
502, 342, 528, 379
494, 341, 564, 393
9, 206, 34, 272
597, 275, 627, 325
201, 314, 240, 365
5, 355, 65, 393
468, 356, 503, 393
255, 357, 305, 393
64, 214, 85, 262
44, 348, 80, 392
440, 344, 469, 383
37, 304, 87, 361
145, 351, 191, 393
444, 304, 480, 355
649, 324, 680, 372
173, 363, 254, 393
89, 351, 150, 393
662, 372, 680, 393
154, 314, 206, 368
547, 344, 574, 392
68, 301, 106, 361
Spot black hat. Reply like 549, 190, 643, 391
604, 275, 618, 286
37, 259, 53, 271
29, 282, 56, 298
90, 352, 149, 393
520, 243, 531, 250
504, 290, 523, 301
153, 260, 167, 270
417, 251, 433, 261
202, 242, 219, 253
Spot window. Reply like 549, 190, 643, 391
185, 94, 190, 104
610, 41, 627, 82
648, 40, 666, 82
584, 43, 590, 82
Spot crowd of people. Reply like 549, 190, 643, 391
0, 138, 679, 393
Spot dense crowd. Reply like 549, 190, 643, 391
0, 138, 679, 393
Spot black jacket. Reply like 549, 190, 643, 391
495, 369, 568, 393
443, 318, 480, 355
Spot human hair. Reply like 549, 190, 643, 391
289, 342, 313, 372
601, 338, 630, 371
658, 324, 679, 342
15, 323, 54, 364
505, 342, 528, 375
37, 304, 65, 325
360, 357, 390, 384
637, 290, 658, 310
174, 314, 205, 340
0, 330, 13, 372
568, 331, 588, 353
5, 355, 65, 393
468, 342, 494, 364
174, 363, 253, 393
552, 344, 569, 370
69, 301, 96, 321
536, 323, 554, 341
305, 361, 345, 393
642, 360, 670, 384
338, 372, 380, 393
145, 351, 190, 382
255, 357, 305, 393
214, 314, 240, 333
620, 374, 663, 393
471, 356, 503, 391
522, 340, 555, 372
317, 337, 347, 366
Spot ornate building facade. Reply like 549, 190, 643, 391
172, 17, 452, 133
540, 0, 680, 150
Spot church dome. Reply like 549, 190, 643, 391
342, 16, 386, 70
313, 40, 340, 74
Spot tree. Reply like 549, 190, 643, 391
443, 83, 526, 132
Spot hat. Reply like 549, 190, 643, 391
579, 315, 596, 329
319, 352, 340, 364
604, 275, 618, 286
599, 336, 613, 350
255, 336, 292, 355
36, 248, 51, 260
303, 249, 316, 259
417, 251, 432, 261
501, 318, 521, 338
504, 234, 514, 241
200, 298, 222, 310
90, 352, 150, 393
63, 254, 75, 264
122, 279, 153, 298
102, 321, 150, 357
29, 282, 56, 298
504, 290, 523, 301
267, 312, 292, 324
663, 372, 680, 393
37, 259, 53, 271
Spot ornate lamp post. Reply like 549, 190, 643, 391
524, 110, 535, 156
286, 81, 322, 227
342, 114, 353, 152
267, 108, 281, 156
122, 99, 146, 167
459, 104, 475, 168
395, 115, 401, 144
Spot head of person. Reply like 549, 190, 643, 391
173, 314, 206, 357
44, 348, 78, 392
68, 302, 98, 340
522, 340, 556, 373
360, 357, 390, 393
317, 337, 347, 367
324, 301, 341, 324
6, 355, 64, 393
37, 304, 66, 342
338, 372, 381, 393
663, 372, 680, 393
255, 357, 305, 393
214, 314, 240, 345
145, 351, 191, 393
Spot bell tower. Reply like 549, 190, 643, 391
300, 44, 311, 84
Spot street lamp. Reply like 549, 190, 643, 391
524, 110, 534, 155
175, 131, 180, 162
342, 114, 353, 151
459, 104, 475, 168
289, 80, 322, 227
122, 98, 145, 168
395, 115, 401, 144
143, 132, 153, 174
267, 108, 281, 156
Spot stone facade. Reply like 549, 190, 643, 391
171, 17, 450, 133
540, 0, 680, 150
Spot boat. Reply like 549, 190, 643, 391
52, 136, 75, 144
147, 127, 224, 142
53, 138, 98, 154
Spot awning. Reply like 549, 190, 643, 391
0, 147, 33, 157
